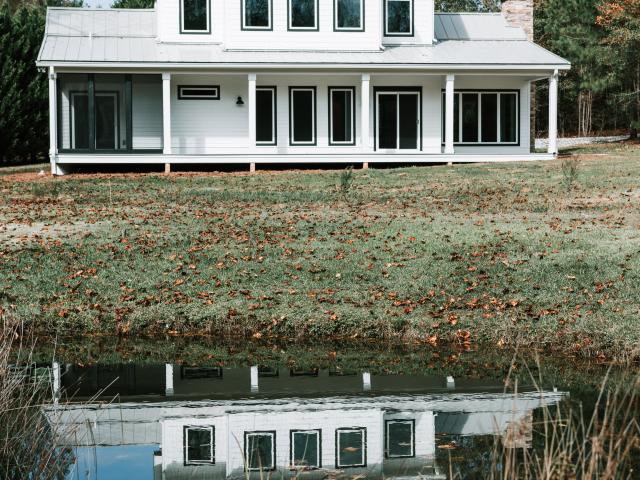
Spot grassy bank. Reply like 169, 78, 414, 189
1, 143, 640, 360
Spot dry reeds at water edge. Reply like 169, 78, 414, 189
488, 364, 640, 480
0, 317, 73, 479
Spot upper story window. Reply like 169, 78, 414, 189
334, 0, 364, 31
184, 426, 215, 465
288, 0, 319, 31
336, 428, 366, 468
181, 0, 210, 33
243, 0, 272, 30
384, 0, 413, 36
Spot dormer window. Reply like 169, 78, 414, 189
243, 0, 272, 30
181, 0, 210, 33
384, 0, 413, 36
334, 0, 363, 31
288, 0, 319, 31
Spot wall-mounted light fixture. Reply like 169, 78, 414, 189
236, 96, 245, 106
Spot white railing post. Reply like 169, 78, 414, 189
162, 73, 172, 172
48, 67, 58, 175
445, 74, 455, 155
548, 70, 559, 155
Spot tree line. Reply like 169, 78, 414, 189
0, 0, 638, 164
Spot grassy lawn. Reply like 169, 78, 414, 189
1, 143, 640, 361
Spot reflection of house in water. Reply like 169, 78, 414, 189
48, 364, 567, 479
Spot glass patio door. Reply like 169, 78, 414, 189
376, 91, 420, 150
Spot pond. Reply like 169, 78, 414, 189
5, 338, 631, 480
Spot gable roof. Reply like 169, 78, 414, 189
37, 8, 570, 71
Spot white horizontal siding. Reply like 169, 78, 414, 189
132, 76, 163, 150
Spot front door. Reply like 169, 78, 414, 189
376, 91, 420, 151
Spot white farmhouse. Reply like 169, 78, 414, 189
37, 0, 569, 174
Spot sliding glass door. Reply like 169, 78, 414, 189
376, 90, 420, 151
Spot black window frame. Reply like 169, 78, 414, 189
183, 425, 215, 465
335, 427, 367, 468
180, 0, 211, 34
287, 0, 319, 31
288, 87, 317, 146
334, 0, 365, 32
383, 0, 414, 37
178, 85, 220, 100
244, 431, 276, 472
373, 86, 423, 152
290, 429, 322, 470
441, 89, 520, 146
385, 419, 415, 459
241, 0, 273, 31
328, 86, 356, 146
256, 86, 277, 146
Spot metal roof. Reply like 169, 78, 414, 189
38, 8, 570, 70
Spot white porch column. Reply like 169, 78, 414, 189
165, 363, 174, 396
362, 372, 372, 391
548, 70, 559, 155
52, 361, 61, 404
48, 67, 59, 175
162, 73, 172, 163
444, 74, 455, 155
250, 365, 259, 393
361, 74, 371, 154
248, 73, 257, 172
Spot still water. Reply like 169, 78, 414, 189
44, 361, 575, 479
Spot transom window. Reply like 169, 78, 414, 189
256, 87, 277, 145
385, 419, 414, 458
290, 430, 321, 469
178, 86, 220, 100
245, 431, 276, 471
184, 426, 215, 465
442, 91, 519, 145
385, 0, 413, 36
288, 0, 319, 31
329, 87, 355, 145
289, 87, 316, 145
336, 428, 366, 468
181, 0, 210, 33
243, 0, 272, 30
335, 0, 364, 31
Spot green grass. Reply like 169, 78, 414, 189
2, 143, 640, 361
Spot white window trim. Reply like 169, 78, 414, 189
242, 0, 272, 30
289, 87, 316, 145
184, 425, 215, 465
245, 431, 276, 471
445, 91, 519, 145
334, 0, 364, 31
336, 428, 366, 468
178, 85, 220, 100
291, 430, 321, 469
329, 87, 356, 145
384, 0, 413, 37
385, 420, 414, 458
256, 87, 276, 146
180, 0, 211, 34
375, 91, 420, 152
288, 0, 319, 31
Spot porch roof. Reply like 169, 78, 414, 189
37, 8, 570, 71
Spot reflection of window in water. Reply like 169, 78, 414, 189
289, 368, 319, 377
180, 366, 223, 379
336, 427, 366, 467
290, 429, 321, 469
184, 426, 215, 465
245, 431, 276, 471
385, 419, 415, 458
258, 366, 279, 377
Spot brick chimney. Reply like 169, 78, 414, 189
501, 0, 534, 41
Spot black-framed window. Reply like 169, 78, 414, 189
256, 87, 277, 145
290, 430, 321, 469
245, 431, 276, 471
384, 0, 413, 36
385, 420, 414, 458
329, 87, 355, 145
181, 0, 210, 33
334, 0, 363, 31
243, 0, 272, 30
178, 85, 220, 100
184, 426, 215, 465
180, 366, 223, 379
442, 91, 519, 145
335, 428, 366, 468
288, 0, 318, 30
289, 87, 316, 145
